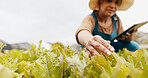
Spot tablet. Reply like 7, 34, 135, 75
111, 21, 148, 41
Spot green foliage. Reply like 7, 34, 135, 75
0, 40, 148, 78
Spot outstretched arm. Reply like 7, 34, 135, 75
76, 16, 115, 57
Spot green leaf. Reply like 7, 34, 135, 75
32, 56, 48, 78
46, 52, 63, 78
0, 64, 14, 78
66, 54, 87, 77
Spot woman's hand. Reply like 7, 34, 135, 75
117, 29, 137, 42
85, 35, 115, 57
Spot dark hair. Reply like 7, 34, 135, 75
93, 10, 99, 12
100, 0, 122, 5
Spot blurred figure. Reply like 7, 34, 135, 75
75, 0, 139, 57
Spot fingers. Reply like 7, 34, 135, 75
120, 33, 130, 39
93, 35, 115, 52
126, 32, 130, 36
86, 35, 114, 56
123, 35, 129, 39
133, 29, 138, 32
129, 29, 137, 36
126, 32, 133, 41
92, 40, 112, 56
131, 29, 137, 33
118, 29, 138, 42
131, 29, 137, 37
86, 46, 101, 57
117, 37, 125, 40
85, 35, 115, 57
107, 41, 111, 44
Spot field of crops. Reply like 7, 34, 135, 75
0, 40, 148, 78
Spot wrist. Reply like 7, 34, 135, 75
84, 36, 93, 46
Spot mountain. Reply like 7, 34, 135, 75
0, 40, 31, 52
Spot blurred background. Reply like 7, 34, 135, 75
0, 0, 148, 50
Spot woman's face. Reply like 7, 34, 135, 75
99, 0, 122, 17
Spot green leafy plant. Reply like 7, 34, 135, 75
0, 40, 148, 78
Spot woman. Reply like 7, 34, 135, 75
75, 0, 139, 57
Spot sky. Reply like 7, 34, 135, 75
0, 0, 148, 46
